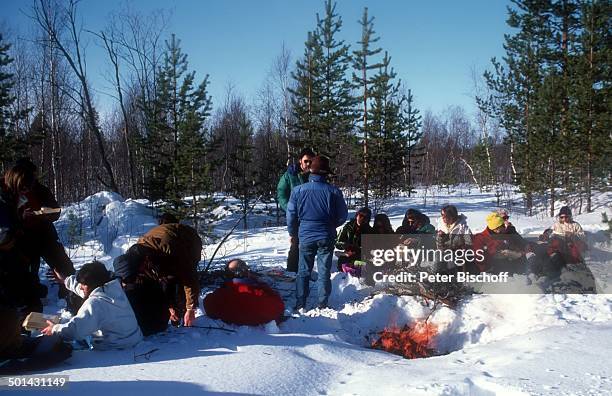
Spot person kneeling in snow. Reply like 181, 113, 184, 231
204, 259, 284, 326
42, 261, 143, 350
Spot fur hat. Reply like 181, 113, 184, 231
309, 155, 333, 175
486, 212, 505, 230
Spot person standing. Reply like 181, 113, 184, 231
9, 159, 79, 312
287, 155, 348, 311
277, 148, 315, 272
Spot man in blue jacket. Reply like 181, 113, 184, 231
287, 155, 348, 311
277, 148, 315, 272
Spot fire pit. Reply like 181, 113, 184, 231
370, 321, 437, 359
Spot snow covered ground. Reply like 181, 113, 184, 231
28, 187, 612, 395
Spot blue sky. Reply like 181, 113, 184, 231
1, 0, 513, 118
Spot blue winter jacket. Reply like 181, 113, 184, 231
287, 174, 348, 244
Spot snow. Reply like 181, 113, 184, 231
28, 187, 612, 395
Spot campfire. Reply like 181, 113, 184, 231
370, 321, 437, 359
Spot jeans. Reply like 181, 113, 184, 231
295, 238, 335, 309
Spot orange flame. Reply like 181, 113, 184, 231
371, 321, 437, 359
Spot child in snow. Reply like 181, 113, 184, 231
42, 261, 143, 350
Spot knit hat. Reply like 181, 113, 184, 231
558, 206, 572, 217
486, 212, 505, 230
309, 155, 333, 175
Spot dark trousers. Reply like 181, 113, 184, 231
124, 280, 169, 336
287, 238, 299, 272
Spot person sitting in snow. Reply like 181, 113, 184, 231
42, 261, 143, 350
113, 220, 202, 332
435, 205, 473, 274
398, 211, 436, 249
472, 212, 526, 274
360, 214, 398, 285
436, 205, 472, 251
336, 207, 375, 273
395, 208, 422, 234
373, 213, 394, 235
535, 206, 587, 277
203, 259, 284, 326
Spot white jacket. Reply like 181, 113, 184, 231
552, 221, 585, 241
52, 276, 143, 350
436, 214, 473, 249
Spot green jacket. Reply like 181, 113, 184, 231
277, 164, 308, 212
335, 219, 375, 254
416, 223, 435, 234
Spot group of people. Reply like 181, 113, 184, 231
0, 159, 198, 371
277, 149, 590, 310
333, 203, 587, 279
0, 152, 591, 372
1, 157, 285, 374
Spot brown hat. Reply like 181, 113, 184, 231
310, 155, 333, 175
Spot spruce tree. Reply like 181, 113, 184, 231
402, 89, 423, 196
291, 1, 357, 188
368, 51, 406, 206
229, 112, 256, 230
0, 33, 29, 168
0, 33, 15, 166
352, 7, 383, 207
312, 0, 356, 181
290, 30, 323, 148
570, 0, 611, 212
144, 34, 212, 218
483, 0, 552, 215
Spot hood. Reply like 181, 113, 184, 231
90, 279, 125, 305
287, 163, 300, 176
437, 214, 468, 233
